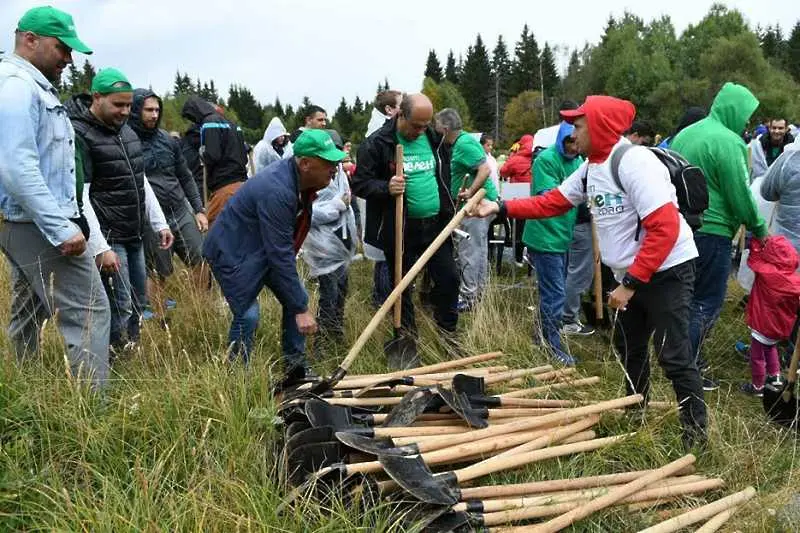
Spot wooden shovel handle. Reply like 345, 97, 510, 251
394, 144, 404, 329
454, 434, 631, 484
372, 425, 471, 437
785, 333, 800, 401
482, 366, 553, 385
694, 507, 739, 533
499, 375, 598, 398
591, 216, 603, 321
636, 486, 756, 533
491, 416, 600, 459
341, 351, 503, 381
336, 189, 487, 374
416, 394, 643, 454
459, 466, 696, 500
533, 454, 697, 533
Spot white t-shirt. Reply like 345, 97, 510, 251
558, 139, 698, 280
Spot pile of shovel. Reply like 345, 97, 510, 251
274, 351, 753, 531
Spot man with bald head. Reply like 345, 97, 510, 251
353, 93, 460, 368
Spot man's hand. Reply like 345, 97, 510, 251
388, 175, 406, 196
458, 189, 472, 201
195, 213, 209, 233
295, 311, 318, 335
159, 229, 174, 250
95, 250, 121, 273
58, 231, 87, 256
341, 192, 351, 207
468, 199, 501, 218
608, 285, 635, 311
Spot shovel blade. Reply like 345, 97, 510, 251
285, 426, 337, 453
763, 381, 800, 428
383, 387, 438, 427
379, 453, 459, 505
306, 398, 356, 429
287, 441, 349, 486
424, 510, 474, 533
286, 421, 312, 440
385, 335, 419, 370
336, 431, 420, 457
452, 374, 485, 398
437, 388, 488, 429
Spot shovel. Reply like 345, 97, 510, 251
452, 374, 578, 409
340, 395, 642, 457
591, 215, 604, 321
282, 189, 487, 402
385, 144, 418, 369
378, 433, 633, 505
763, 334, 800, 427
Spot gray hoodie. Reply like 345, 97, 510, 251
761, 136, 800, 255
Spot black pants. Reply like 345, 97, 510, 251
384, 216, 459, 336
613, 261, 706, 433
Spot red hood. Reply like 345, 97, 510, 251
562, 95, 635, 164
516, 134, 533, 157
748, 236, 800, 295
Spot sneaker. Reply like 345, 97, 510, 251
551, 350, 577, 367
142, 307, 155, 320
701, 375, 720, 391
165, 298, 177, 310
562, 322, 595, 336
457, 300, 473, 313
739, 382, 764, 397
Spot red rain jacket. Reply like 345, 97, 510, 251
747, 235, 800, 340
500, 134, 534, 183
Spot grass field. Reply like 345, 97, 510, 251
0, 256, 797, 532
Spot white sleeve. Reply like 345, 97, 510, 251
143, 176, 169, 232
557, 160, 589, 206
617, 147, 673, 218
82, 183, 110, 258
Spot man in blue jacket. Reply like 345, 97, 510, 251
203, 129, 346, 383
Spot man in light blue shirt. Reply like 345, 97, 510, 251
0, 6, 111, 388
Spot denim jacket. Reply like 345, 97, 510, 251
0, 54, 80, 247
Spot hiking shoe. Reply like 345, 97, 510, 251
739, 382, 764, 397
701, 375, 720, 391
142, 308, 155, 320
562, 322, 595, 336
457, 299, 474, 313
551, 350, 577, 367
165, 298, 177, 310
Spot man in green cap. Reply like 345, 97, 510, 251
203, 129, 347, 386
66, 67, 174, 357
0, 6, 110, 388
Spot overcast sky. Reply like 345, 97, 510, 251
2, 0, 798, 113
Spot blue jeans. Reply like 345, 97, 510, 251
563, 222, 594, 324
228, 300, 306, 369
372, 260, 391, 308
689, 233, 732, 370
318, 265, 348, 338
530, 251, 570, 360
103, 241, 147, 350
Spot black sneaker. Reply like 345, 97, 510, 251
739, 382, 764, 397
701, 375, 720, 391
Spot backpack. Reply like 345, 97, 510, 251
609, 144, 708, 240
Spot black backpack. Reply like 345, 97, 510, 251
609, 144, 708, 240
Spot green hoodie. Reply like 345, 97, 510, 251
522, 123, 582, 253
671, 82, 767, 239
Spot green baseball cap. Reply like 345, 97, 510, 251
293, 129, 347, 162
17, 6, 92, 55
91, 68, 132, 94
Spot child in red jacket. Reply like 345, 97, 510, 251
742, 236, 800, 396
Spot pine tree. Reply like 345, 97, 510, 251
540, 43, 560, 96
510, 24, 541, 96
334, 97, 353, 138
445, 50, 459, 84
460, 34, 493, 133
490, 35, 512, 140
68, 63, 83, 93
425, 50, 443, 82
273, 97, 285, 120
208, 80, 218, 102
227, 85, 263, 130
352, 96, 364, 115
383, 77, 390, 91
81, 60, 96, 88
788, 21, 800, 82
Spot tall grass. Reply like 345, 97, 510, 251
0, 258, 796, 531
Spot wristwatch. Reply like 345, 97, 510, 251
621, 272, 644, 290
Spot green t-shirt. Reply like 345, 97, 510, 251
397, 132, 439, 219
450, 131, 498, 202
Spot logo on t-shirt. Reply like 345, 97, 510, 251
588, 185, 625, 215
404, 159, 435, 173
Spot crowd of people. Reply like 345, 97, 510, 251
3, 6, 800, 449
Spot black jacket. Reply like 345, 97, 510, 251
181, 96, 248, 194
130, 89, 204, 219
760, 131, 795, 168
66, 94, 146, 244
351, 118, 453, 253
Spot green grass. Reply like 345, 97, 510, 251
0, 258, 797, 532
